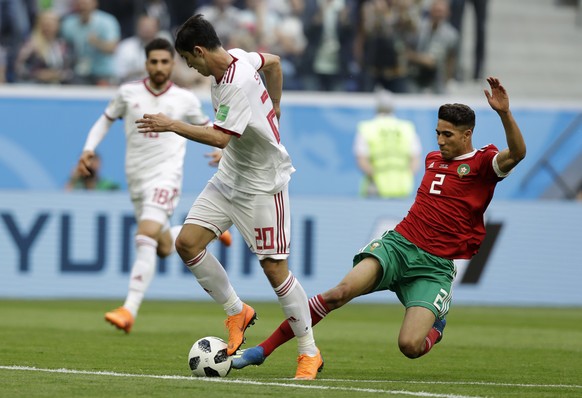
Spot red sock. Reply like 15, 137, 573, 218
420, 327, 441, 357
259, 294, 329, 357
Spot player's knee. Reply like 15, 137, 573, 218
398, 335, 424, 359
156, 244, 172, 258
175, 233, 201, 259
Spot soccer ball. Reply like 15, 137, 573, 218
188, 336, 232, 377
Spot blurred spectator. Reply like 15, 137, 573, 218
15, 10, 74, 84
99, 0, 138, 39
406, 0, 458, 94
165, 0, 197, 32
61, 0, 120, 86
0, 44, 6, 82
449, 0, 488, 81
300, 0, 356, 91
113, 14, 171, 83
65, 151, 120, 191
267, 0, 291, 15
142, 0, 171, 33
356, 0, 418, 93
270, 0, 306, 90
237, 0, 279, 52
196, 0, 244, 49
353, 89, 421, 198
0, 0, 34, 82
101, 0, 171, 39
113, 15, 207, 89
37, 0, 74, 16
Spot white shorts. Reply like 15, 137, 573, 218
185, 177, 291, 260
130, 179, 180, 226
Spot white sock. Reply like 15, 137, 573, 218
185, 249, 241, 314
123, 235, 158, 318
274, 272, 317, 356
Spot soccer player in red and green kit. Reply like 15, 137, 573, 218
232, 77, 527, 371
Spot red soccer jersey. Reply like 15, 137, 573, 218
394, 144, 505, 259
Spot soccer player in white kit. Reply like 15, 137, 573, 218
136, 15, 323, 380
73, 38, 230, 334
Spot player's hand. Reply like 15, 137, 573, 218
484, 77, 510, 114
136, 113, 173, 133
205, 149, 222, 167
77, 150, 95, 177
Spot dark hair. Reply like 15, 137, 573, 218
438, 103, 476, 130
145, 38, 175, 58
174, 14, 221, 53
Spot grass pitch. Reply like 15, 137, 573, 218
0, 300, 580, 397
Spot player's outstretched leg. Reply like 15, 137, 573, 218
232, 295, 330, 370
225, 302, 257, 355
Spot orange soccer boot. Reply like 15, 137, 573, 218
104, 307, 134, 333
224, 303, 257, 355
294, 349, 324, 380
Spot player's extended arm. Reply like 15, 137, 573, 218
484, 77, 526, 173
259, 53, 283, 119
76, 114, 114, 177
136, 113, 231, 148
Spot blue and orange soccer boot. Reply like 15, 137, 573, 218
232, 346, 266, 369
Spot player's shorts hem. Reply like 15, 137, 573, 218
139, 205, 171, 225
184, 217, 224, 236
352, 252, 389, 292
405, 300, 439, 318
256, 253, 290, 261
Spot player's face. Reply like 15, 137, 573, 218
179, 49, 210, 77
436, 119, 472, 160
146, 49, 174, 87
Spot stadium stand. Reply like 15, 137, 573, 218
449, 0, 582, 100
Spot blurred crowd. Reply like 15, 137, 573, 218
0, 0, 487, 93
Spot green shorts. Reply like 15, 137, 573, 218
353, 230, 456, 318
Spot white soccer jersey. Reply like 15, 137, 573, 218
104, 79, 210, 186
210, 48, 295, 194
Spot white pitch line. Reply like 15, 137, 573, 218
0, 366, 482, 398
295, 378, 582, 390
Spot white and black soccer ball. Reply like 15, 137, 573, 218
188, 336, 232, 377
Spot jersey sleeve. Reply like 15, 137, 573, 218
103, 87, 127, 120
228, 48, 264, 71
213, 84, 251, 136
480, 144, 505, 181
